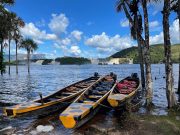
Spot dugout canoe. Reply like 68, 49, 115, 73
108, 73, 141, 108
59, 73, 117, 129
3, 74, 100, 117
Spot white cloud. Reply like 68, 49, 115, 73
36, 19, 46, 27
71, 30, 83, 41
150, 32, 163, 44
48, 13, 69, 35
170, 19, 179, 43
70, 46, 81, 56
20, 23, 57, 44
85, 32, 134, 54
149, 21, 159, 28
61, 38, 71, 45
120, 19, 129, 27
150, 19, 179, 44
54, 37, 71, 47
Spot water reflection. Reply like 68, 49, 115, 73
0, 64, 179, 134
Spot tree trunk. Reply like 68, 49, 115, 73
123, 3, 145, 88
0, 41, 4, 75
178, 0, 180, 94
8, 38, 11, 75
137, 37, 146, 88
15, 40, 18, 74
163, 0, 177, 108
178, 55, 180, 93
142, 0, 153, 106
27, 51, 30, 74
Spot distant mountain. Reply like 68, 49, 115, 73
110, 44, 180, 63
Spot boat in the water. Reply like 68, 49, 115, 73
108, 73, 141, 108
59, 73, 117, 129
3, 74, 101, 117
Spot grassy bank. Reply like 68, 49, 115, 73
84, 112, 180, 135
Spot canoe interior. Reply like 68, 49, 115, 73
35, 76, 100, 103
113, 76, 140, 95
59, 74, 117, 129
76, 75, 115, 103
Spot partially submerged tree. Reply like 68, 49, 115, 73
116, 0, 153, 106
12, 14, 24, 74
116, 0, 146, 89
0, 0, 24, 75
20, 39, 38, 74
162, 0, 177, 108
141, 0, 153, 106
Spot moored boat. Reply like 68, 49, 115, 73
59, 73, 117, 129
108, 73, 141, 108
3, 74, 100, 117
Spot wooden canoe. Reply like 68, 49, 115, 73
59, 73, 117, 129
108, 73, 141, 108
3, 75, 100, 117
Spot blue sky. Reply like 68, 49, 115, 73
6, 0, 179, 58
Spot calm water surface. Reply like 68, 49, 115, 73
0, 64, 179, 134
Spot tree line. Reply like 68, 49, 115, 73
116, 0, 179, 108
0, 0, 38, 75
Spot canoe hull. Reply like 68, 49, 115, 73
4, 76, 100, 117
4, 98, 74, 118
108, 88, 139, 109
108, 75, 141, 109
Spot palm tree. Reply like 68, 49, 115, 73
0, 0, 15, 75
0, 11, 9, 75
13, 31, 22, 74
7, 12, 15, 74
116, 0, 146, 89
20, 39, 38, 74
116, 0, 154, 106
12, 16, 24, 74
162, 0, 177, 108
141, 0, 153, 106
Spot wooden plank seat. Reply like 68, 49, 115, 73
88, 95, 102, 99
61, 92, 77, 96
83, 100, 94, 104
75, 84, 89, 88
93, 91, 107, 95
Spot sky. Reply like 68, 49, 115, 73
5, 0, 180, 58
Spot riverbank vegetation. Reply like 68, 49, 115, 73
111, 44, 180, 63
55, 57, 91, 65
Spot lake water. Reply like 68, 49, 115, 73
0, 64, 179, 134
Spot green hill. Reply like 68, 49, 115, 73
111, 44, 180, 63
55, 57, 91, 65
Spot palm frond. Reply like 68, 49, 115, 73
116, 0, 124, 12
